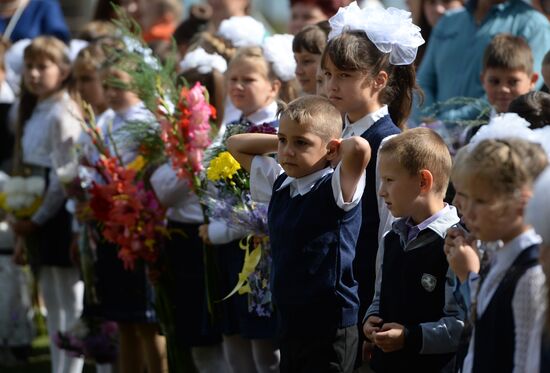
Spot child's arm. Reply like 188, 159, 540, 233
226, 133, 278, 172
330, 136, 371, 202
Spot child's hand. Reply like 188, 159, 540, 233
444, 227, 480, 283
198, 224, 212, 245
372, 322, 405, 352
10, 220, 38, 236
364, 315, 383, 341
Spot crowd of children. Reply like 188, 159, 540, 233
1, 1, 550, 373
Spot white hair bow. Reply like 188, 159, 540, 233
262, 34, 296, 82
179, 47, 227, 74
328, 1, 425, 66
217, 16, 266, 48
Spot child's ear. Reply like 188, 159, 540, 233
530, 72, 539, 88
419, 169, 434, 194
271, 79, 282, 97
374, 71, 389, 91
325, 138, 341, 161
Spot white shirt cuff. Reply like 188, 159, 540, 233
331, 162, 365, 212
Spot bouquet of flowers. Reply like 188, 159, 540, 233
0, 176, 44, 219
54, 318, 118, 364
203, 145, 274, 316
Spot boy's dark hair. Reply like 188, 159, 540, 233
508, 91, 550, 129
292, 21, 330, 54
321, 30, 422, 130
278, 95, 342, 142
379, 127, 452, 196
482, 33, 534, 75
173, 4, 212, 47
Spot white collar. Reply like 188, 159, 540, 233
343, 105, 388, 138
492, 228, 542, 270
244, 101, 278, 125
276, 166, 333, 197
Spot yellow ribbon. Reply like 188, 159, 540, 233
222, 235, 263, 300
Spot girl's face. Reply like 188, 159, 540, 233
289, 3, 327, 34
459, 179, 523, 243
74, 64, 107, 114
294, 51, 321, 95
316, 64, 327, 98
101, 69, 141, 112
227, 58, 279, 117
23, 56, 68, 100
323, 57, 378, 122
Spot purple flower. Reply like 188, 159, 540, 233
247, 124, 277, 134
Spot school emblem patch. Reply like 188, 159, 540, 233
421, 273, 437, 292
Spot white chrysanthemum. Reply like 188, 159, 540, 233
217, 16, 266, 47
4, 176, 25, 195
328, 1, 424, 65
179, 47, 227, 74
262, 34, 296, 82
25, 177, 45, 196
56, 161, 79, 184
6, 194, 26, 210
122, 35, 161, 70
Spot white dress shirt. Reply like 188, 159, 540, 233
21, 92, 82, 225
150, 163, 204, 224
249, 156, 365, 211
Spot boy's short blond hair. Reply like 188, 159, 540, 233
379, 128, 452, 195
278, 95, 343, 142
482, 33, 534, 75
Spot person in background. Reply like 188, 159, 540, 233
508, 91, 550, 129
0, 0, 70, 43
289, 0, 348, 34
416, 0, 550, 122
415, 0, 464, 67
293, 21, 330, 95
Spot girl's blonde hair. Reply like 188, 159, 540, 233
229, 46, 298, 104
458, 139, 548, 196
13, 37, 75, 173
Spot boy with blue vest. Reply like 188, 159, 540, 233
363, 128, 465, 373
227, 95, 371, 373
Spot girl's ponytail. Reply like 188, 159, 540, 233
384, 64, 423, 130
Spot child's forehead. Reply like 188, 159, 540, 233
229, 57, 268, 75
279, 116, 320, 137
483, 66, 531, 78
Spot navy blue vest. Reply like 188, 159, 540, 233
268, 172, 361, 337
356, 115, 401, 316
371, 229, 454, 372
472, 244, 540, 373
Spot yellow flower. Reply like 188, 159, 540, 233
127, 155, 146, 172
207, 151, 241, 181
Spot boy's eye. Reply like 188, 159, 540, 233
324, 71, 331, 78
278, 137, 286, 144
296, 139, 308, 146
